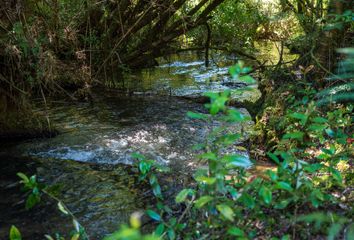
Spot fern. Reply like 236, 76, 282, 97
317, 48, 354, 106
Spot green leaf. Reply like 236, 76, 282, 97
197, 152, 217, 161
239, 193, 255, 209
274, 199, 292, 209
223, 155, 252, 168
283, 131, 305, 140
312, 117, 328, 123
195, 176, 216, 185
304, 163, 323, 173
227, 227, 245, 237
346, 223, 354, 240
132, 152, 145, 161
58, 201, 69, 215
289, 112, 308, 124
175, 189, 194, 203
329, 167, 343, 183
259, 186, 272, 204
25, 194, 40, 210
328, 223, 343, 240
226, 109, 248, 122
187, 111, 207, 120
17, 172, 29, 183
155, 223, 165, 236
44, 235, 55, 240
167, 229, 175, 240
139, 161, 151, 174
10, 225, 22, 240
239, 75, 256, 84
267, 152, 280, 164
266, 170, 278, 181
275, 182, 293, 192
146, 210, 161, 221
194, 196, 213, 209
149, 175, 157, 185
216, 204, 234, 221
152, 184, 162, 198
203, 92, 219, 100
308, 124, 327, 131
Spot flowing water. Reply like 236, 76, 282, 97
0, 45, 295, 239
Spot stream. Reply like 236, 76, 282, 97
0, 43, 295, 239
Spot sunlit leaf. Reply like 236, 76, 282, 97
17, 172, 29, 183
58, 201, 69, 215
10, 226, 22, 240
194, 196, 213, 209
195, 176, 216, 185
216, 204, 234, 221
175, 189, 194, 203
275, 182, 293, 192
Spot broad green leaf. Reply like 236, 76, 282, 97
259, 186, 272, 204
289, 112, 308, 123
308, 124, 327, 131
267, 152, 280, 164
274, 199, 292, 209
25, 194, 40, 210
239, 193, 255, 209
312, 117, 328, 123
194, 196, 213, 209
223, 155, 252, 168
175, 189, 194, 203
328, 223, 343, 240
203, 92, 219, 100
283, 131, 304, 140
266, 170, 278, 181
346, 223, 354, 240
275, 182, 293, 192
146, 210, 161, 221
167, 229, 175, 240
187, 111, 207, 120
227, 227, 245, 237
329, 167, 343, 183
216, 204, 234, 221
155, 223, 165, 236
197, 152, 217, 161
195, 175, 216, 185
152, 184, 162, 198
304, 163, 323, 173
10, 226, 22, 240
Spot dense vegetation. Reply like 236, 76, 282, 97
1, 0, 353, 239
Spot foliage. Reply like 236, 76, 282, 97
132, 61, 352, 239
15, 172, 89, 240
